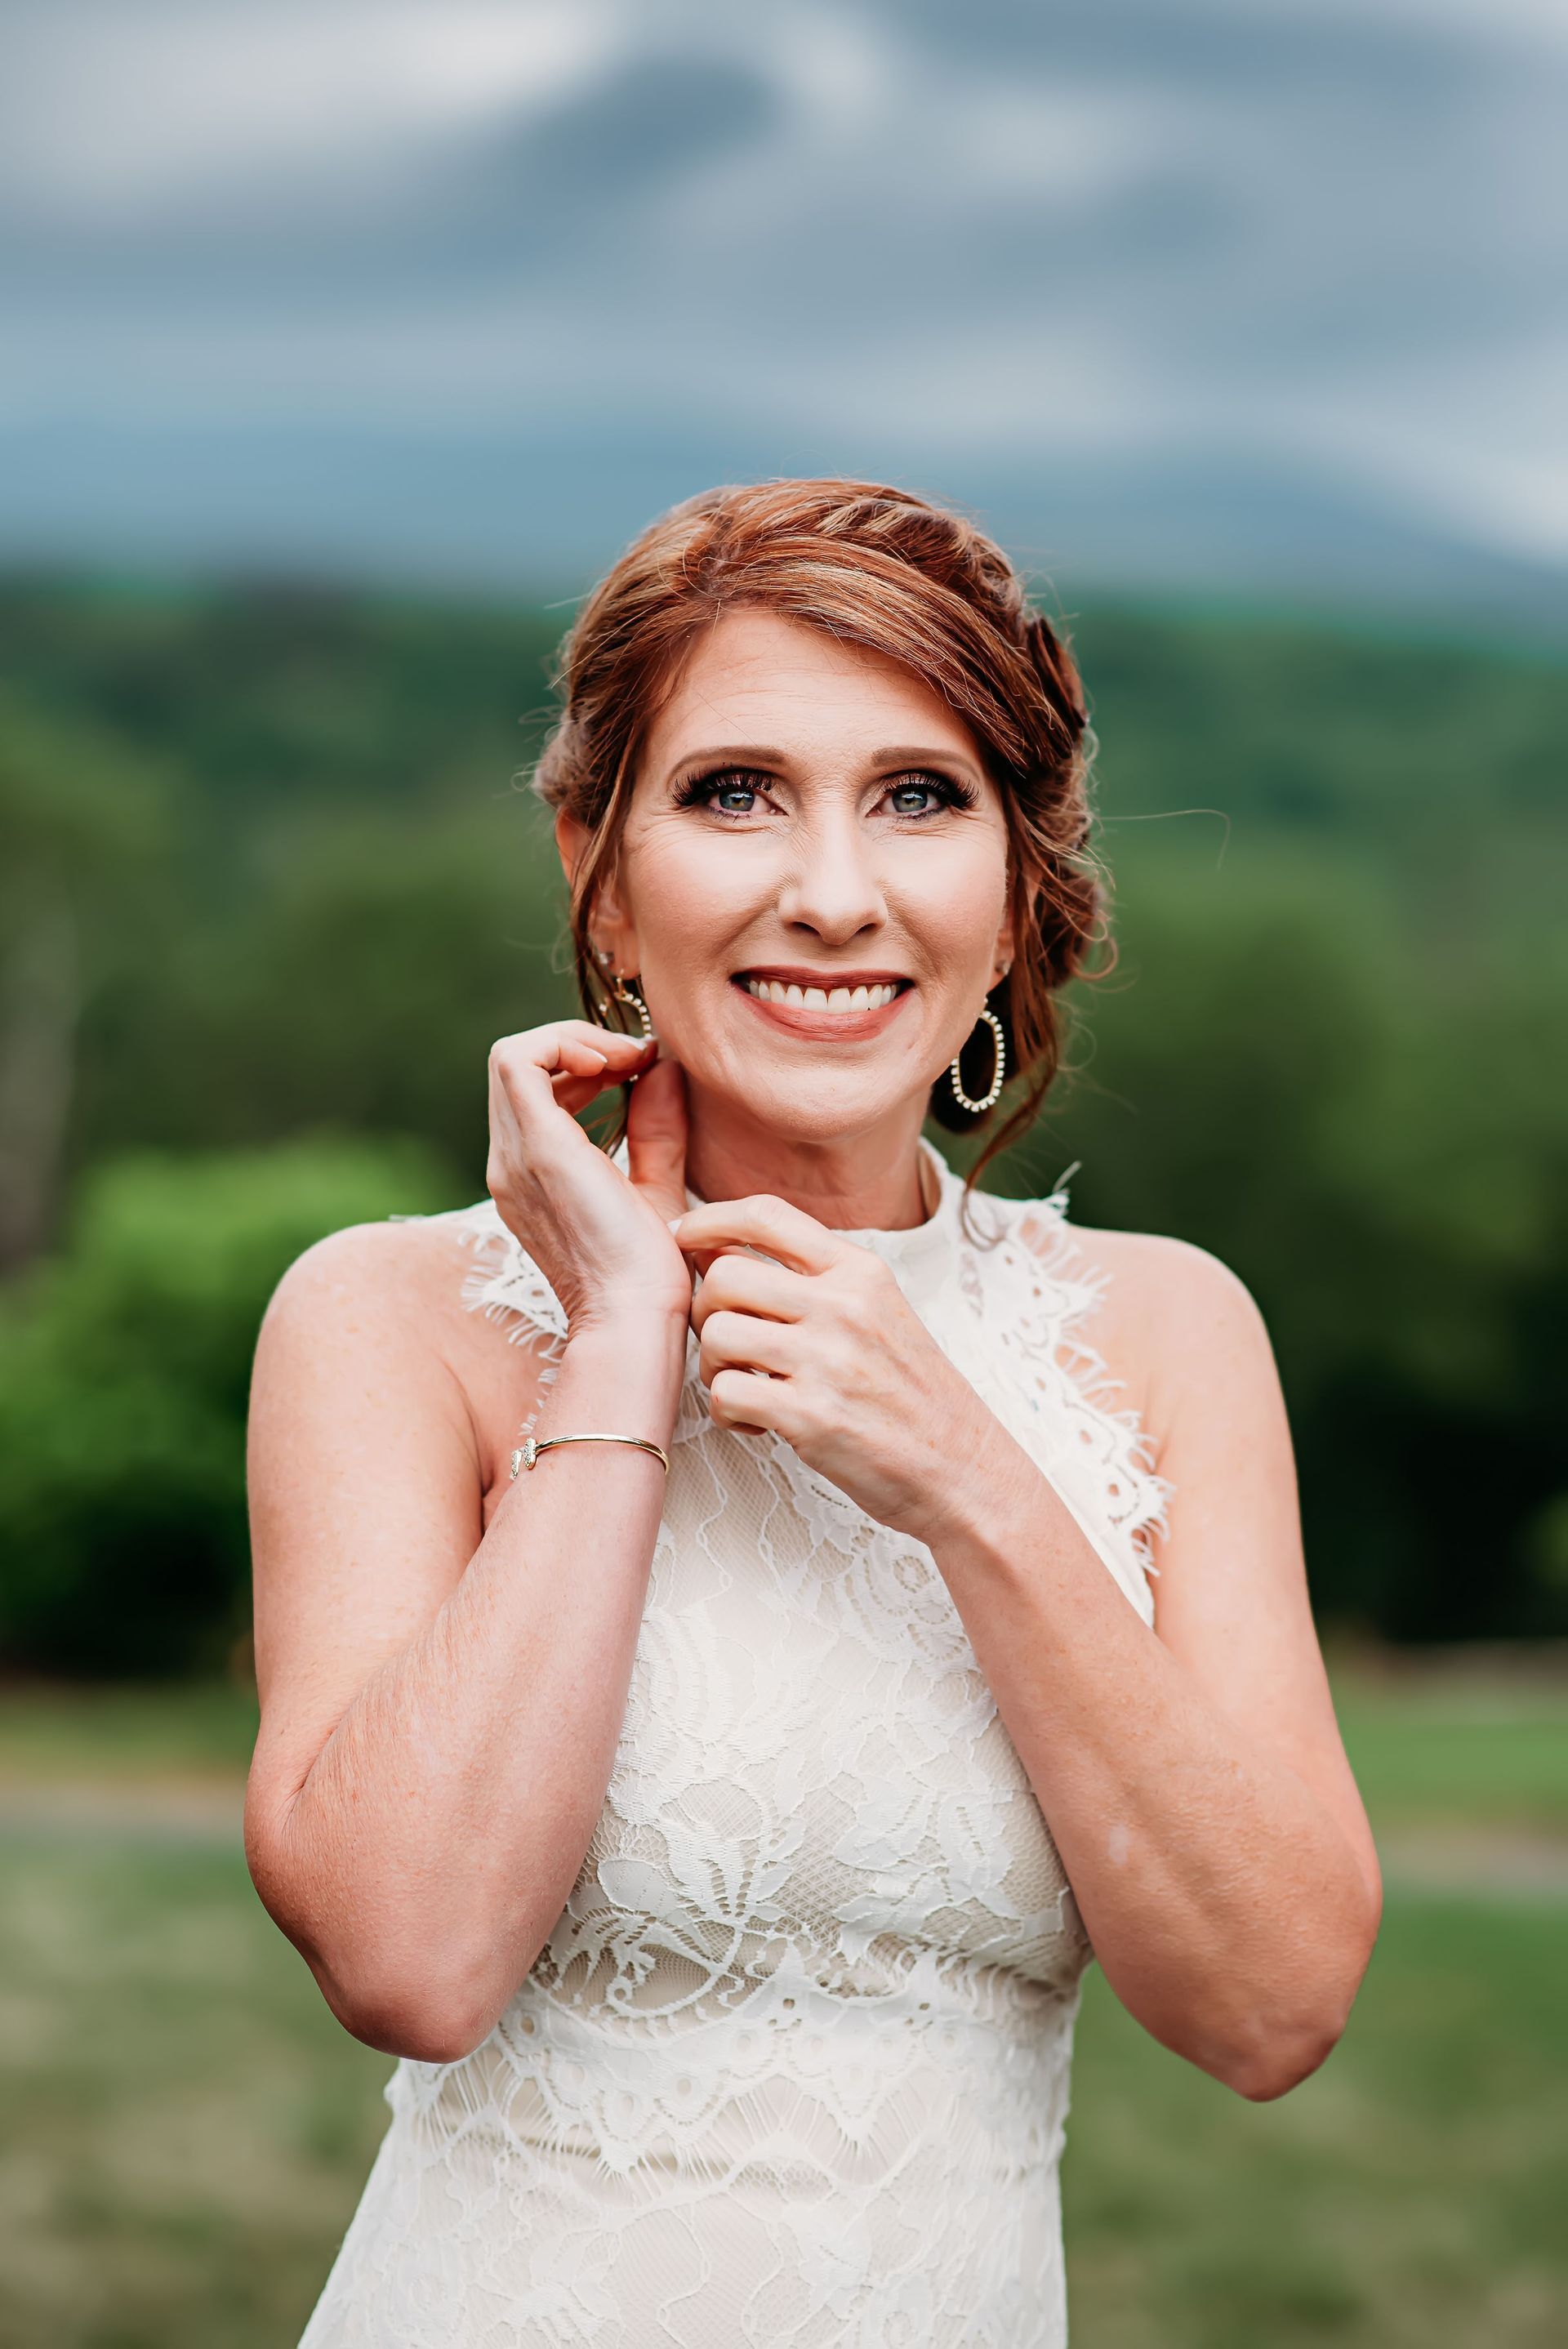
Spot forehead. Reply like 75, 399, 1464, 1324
640, 605, 986, 772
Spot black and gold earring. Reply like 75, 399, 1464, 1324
614, 978, 654, 1039
949, 1006, 1006, 1113
592, 944, 653, 1039
949, 964, 1010, 1114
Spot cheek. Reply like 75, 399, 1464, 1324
627, 834, 752, 953
901, 843, 1009, 968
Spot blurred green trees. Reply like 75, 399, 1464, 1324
0, 1136, 454, 1675
0, 577, 1563, 1672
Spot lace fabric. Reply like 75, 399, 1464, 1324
297, 1139, 1174, 2347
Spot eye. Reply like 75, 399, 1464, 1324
671, 766, 774, 818
670, 764, 981, 822
882, 771, 980, 819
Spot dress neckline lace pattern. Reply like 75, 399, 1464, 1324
296, 1139, 1176, 2349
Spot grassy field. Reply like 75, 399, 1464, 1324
0, 1657, 1563, 2348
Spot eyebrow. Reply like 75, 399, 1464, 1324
664, 742, 985, 782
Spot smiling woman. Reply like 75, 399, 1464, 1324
552, 595, 1031, 1228
537, 477, 1103, 1210
243, 478, 1381, 2349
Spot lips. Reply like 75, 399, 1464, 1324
730, 972, 914, 1039
737, 974, 906, 1013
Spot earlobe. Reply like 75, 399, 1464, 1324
563, 814, 639, 973
991, 891, 1018, 992
991, 924, 1016, 992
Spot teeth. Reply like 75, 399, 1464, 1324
742, 977, 901, 1011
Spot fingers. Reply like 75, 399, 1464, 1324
549, 1036, 610, 1074
698, 1306, 797, 1388
544, 1040, 607, 1101
688, 1250, 807, 1333
670, 1192, 842, 1277
706, 1365, 787, 1440
491, 1020, 656, 1084
490, 1023, 657, 1127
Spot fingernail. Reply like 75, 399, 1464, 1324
666, 1217, 683, 1232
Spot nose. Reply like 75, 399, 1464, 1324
774, 800, 887, 944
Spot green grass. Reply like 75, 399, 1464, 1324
0, 1661, 1562, 2348
1333, 1668, 1568, 1833
7, 1657, 1563, 1823
0, 1678, 261, 1784
1066, 1900, 1567, 2347
0, 1833, 388, 2349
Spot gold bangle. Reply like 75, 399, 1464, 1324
509, 1432, 670, 1481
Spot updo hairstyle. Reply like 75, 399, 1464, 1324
530, 476, 1116, 1200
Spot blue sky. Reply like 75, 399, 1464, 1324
3, 0, 1565, 612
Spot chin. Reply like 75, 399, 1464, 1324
729, 1078, 907, 1138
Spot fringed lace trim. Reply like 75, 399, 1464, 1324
442, 1176, 1176, 1588
452, 1203, 568, 1442
1000, 1185, 1176, 1583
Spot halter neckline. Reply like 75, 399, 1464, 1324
611, 1132, 970, 1312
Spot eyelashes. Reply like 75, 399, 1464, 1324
670, 765, 981, 821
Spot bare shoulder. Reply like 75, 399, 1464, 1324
1009, 1201, 1267, 1437
257, 1210, 487, 1388
256, 1206, 550, 1487
246, 1208, 532, 1799
265, 1206, 483, 1328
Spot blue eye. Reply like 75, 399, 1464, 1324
889, 779, 947, 815
881, 772, 982, 819
670, 766, 980, 821
672, 769, 764, 817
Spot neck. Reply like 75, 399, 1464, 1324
680, 1097, 937, 1232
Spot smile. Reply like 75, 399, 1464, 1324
731, 971, 914, 1040
741, 977, 902, 1011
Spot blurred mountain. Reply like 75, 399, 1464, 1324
5, 418, 1566, 636
5, 5, 1565, 626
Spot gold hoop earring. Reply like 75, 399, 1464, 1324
950, 1005, 1005, 1114
611, 977, 654, 1039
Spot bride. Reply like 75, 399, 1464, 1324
244, 477, 1381, 2347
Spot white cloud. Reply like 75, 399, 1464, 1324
0, 2, 623, 221
1281, 333, 1568, 566
0, 0, 1562, 579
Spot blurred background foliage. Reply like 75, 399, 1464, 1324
0, 573, 1564, 1677
3, 8, 1563, 2340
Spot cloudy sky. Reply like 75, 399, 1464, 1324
2, 0, 1565, 609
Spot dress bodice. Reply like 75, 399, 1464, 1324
296, 1138, 1174, 2349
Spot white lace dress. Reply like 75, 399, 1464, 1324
296, 1136, 1174, 2349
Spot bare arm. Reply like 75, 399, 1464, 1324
244, 1023, 694, 2063
926, 1234, 1382, 2101
244, 1239, 686, 2062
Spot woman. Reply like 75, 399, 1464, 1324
245, 479, 1382, 2347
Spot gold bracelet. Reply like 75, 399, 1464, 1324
509, 1432, 670, 1481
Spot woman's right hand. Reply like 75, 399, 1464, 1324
485, 1022, 693, 1333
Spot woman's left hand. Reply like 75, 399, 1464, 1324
670, 1192, 1002, 1546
